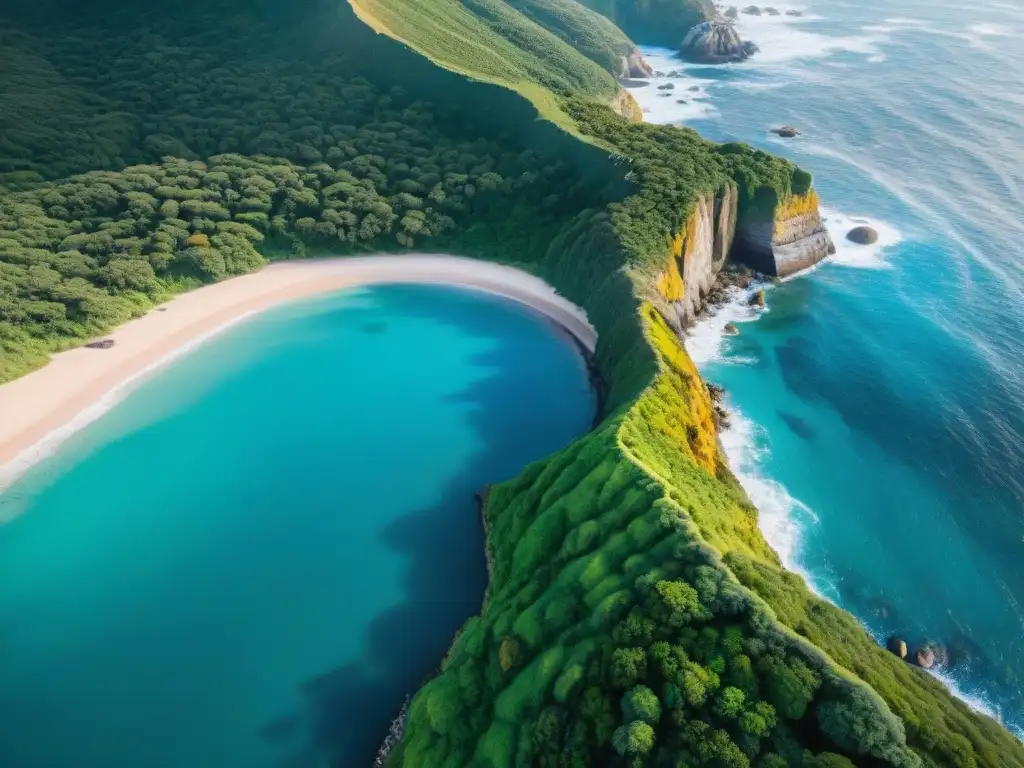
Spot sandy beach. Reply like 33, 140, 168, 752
0, 255, 595, 488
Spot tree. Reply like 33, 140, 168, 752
715, 686, 746, 719
610, 647, 647, 690
612, 721, 655, 757
621, 685, 661, 724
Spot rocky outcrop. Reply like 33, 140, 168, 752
657, 184, 738, 327
772, 125, 800, 138
617, 45, 655, 79
611, 88, 644, 122
886, 636, 908, 660
733, 189, 835, 277
680, 20, 759, 64
847, 225, 879, 244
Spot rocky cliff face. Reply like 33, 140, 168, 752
657, 184, 738, 327
733, 190, 834, 277
611, 88, 644, 121
617, 44, 654, 79
679, 20, 758, 63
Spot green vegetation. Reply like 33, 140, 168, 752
575, 0, 716, 48
349, 0, 622, 126
1, 0, 1022, 766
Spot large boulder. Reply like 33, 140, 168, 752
772, 125, 800, 138
913, 643, 949, 670
680, 20, 759, 64
846, 226, 879, 245
886, 636, 908, 660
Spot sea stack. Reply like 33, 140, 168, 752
680, 20, 759, 64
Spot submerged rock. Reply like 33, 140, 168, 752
886, 636, 908, 660
846, 225, 879, 244
680, 20, 759, 64
772, 125, 800, 138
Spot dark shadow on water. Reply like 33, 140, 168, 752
777, 410, 815, 441
259, 284, 595, 766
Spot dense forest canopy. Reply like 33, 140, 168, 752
0, 0, 1022, 766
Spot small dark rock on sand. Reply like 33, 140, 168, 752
846, 225, 879, 245
657, 82, 675, 90
771, 125, 800, 138
676, 99, 689, 104
86, 339, 116, 349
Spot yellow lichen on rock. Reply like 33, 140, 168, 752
656, 230, 685, 301
634, 303, 718, 475
610, 88, 643, 122
773, 188, 820, 237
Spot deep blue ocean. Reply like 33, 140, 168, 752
633, 0, 1024, 735
0, 284, 594, 767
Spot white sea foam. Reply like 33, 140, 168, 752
630, 48, 719, 124
732, 7, 888, 66
819, 207, 903, 269
684, 289, 824, 589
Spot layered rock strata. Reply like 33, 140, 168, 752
733, 190, 835, 277
656, 184, 738, 327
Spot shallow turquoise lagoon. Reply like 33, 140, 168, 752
0, 283, 595, 767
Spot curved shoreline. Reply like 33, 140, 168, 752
0, 255, 596, 491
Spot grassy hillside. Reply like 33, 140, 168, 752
348, 0, 622, 127
0, 0, 1021, 766
576, 0, 716, 48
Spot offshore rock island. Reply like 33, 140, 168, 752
0, 0, 1022, 767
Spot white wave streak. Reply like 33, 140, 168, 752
684, 290, 823, 590
800, 140, 1024, 293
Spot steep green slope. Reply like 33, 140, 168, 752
348, 0, 622, 127
0, 0, 1021, 766
576, 0, 716, 48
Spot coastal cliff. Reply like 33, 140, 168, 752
4, 0, 1024, 765
733, 189, 835, 277
657, 184, 738, 327
611, 87, 644, 121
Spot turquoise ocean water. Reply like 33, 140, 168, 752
633, 0, 1024, 735
0, 283, 594, 766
